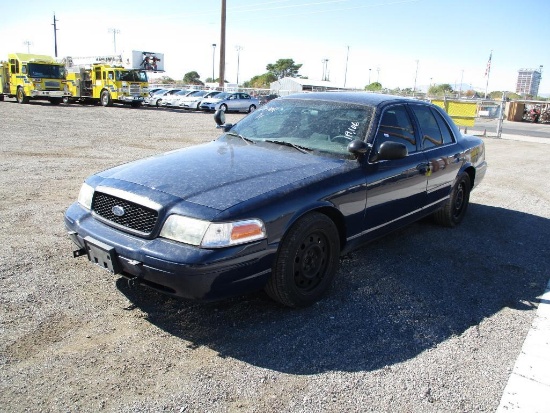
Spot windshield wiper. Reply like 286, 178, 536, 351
226, 131, 255, 144
264, 139, 312, 154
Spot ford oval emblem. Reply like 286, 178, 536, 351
112, 205, 125, 217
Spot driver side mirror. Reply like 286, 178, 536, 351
214, 109, 232, 131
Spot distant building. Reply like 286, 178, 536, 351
270, 77, 354, 96
516, 68, 542, 97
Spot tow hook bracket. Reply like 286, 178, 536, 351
128, 277, 141, 288
73, 248, 87, 258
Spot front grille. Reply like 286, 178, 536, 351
92, 192, 158, 235
45, 81, 60, 90
129, 84, 140, 95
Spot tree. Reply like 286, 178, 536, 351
428, 83, 454, 96
266, 59, 302, 79
183, 71, 203, 85
243, 73, 277, 89
365, 82, 382, 92
154, 75, 175, 84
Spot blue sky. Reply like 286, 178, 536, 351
1, 0, 549, 94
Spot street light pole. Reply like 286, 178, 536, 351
212, 43, 216, 82
235, 45, 242, 85
413, 60, 419, 97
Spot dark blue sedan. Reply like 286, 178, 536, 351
65, 93, 487, 307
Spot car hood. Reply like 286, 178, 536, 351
96, 137, 345, 211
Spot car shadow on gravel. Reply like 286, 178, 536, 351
116, 203, 550, 375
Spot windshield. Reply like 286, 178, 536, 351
230, 98, 375, 156
115, 70, 148, 82
213, 92, 229, 100
27, 63, 65, 79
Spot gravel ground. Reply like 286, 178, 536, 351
1, 99, 549, 412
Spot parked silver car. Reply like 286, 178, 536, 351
200, 92, 259, 113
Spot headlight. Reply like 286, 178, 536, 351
160, 215, 266, 248
78, 183, 94, 210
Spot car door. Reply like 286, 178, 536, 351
363, 104, 429, 238
408, 104, 463, 206
237, 93, 251, 111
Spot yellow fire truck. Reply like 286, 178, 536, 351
63, 55, 149, 107
0, 53, 69, 104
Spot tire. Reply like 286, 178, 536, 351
16, 87, 29, 104
433, 172, 471, 227
219, 103, 228, 112
62, 96, 70, 104
265, 212, 340, 307
156, 99, 162, 107
248, 105, 256, 113
49, 98, 62, 105
131, 101, 141, 108
0, 94, 4, 102
100, 90, 112, 107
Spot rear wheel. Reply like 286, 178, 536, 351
49, 98, 62, 105
434, 172, 471, 227
16, 87, 29, 104
265, 212, 340, 307
100, 90, 112, 107
62, 96, 70, 104
219, 103, 228, 112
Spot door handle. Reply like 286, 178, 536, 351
417, 162, 431, 175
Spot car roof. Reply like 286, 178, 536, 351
281, 92, 418, 107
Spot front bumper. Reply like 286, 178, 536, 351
64, 202, 274, 301
118, 96, 144, 103
31, 90, 68, 98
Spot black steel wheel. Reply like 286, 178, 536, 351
434, 172, 471, 227
266, 212, 340, 307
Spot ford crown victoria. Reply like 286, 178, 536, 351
65, 93, 487, 307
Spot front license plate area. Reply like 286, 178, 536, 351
83, 236, 120, 274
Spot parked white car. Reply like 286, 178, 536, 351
160, 90, 194, 107
178, 90, 221, 110
147, 88, 183, 107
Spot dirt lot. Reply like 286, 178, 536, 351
1, 100, 549, 412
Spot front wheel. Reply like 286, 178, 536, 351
248, 105, 256, 113
219, 103, 228, 112
433, 173, 471, 227
100, 90, 112, 107
16, 87, 29, 104
265, 212, 340, 307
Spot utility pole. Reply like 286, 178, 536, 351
23, 40, 32, 54
52, 14, 59, 57
108, 28, 120, 54
219, 0, 226, 88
